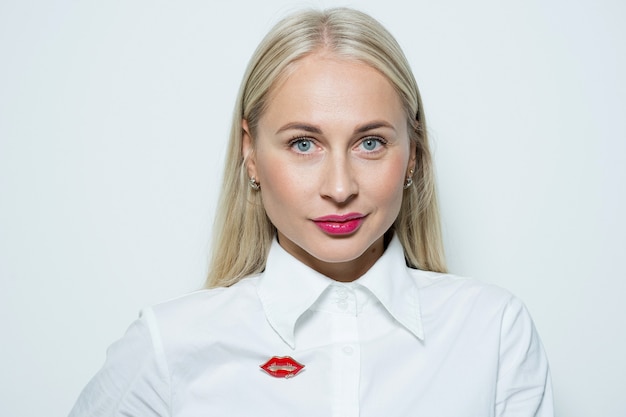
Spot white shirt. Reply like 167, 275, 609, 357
70, 237, 553, 416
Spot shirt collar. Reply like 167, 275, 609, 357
257, 236, 424, 349
355, 236, 424, 341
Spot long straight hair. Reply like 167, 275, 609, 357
206, 8, 446, 288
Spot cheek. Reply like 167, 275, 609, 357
368, 157, 409, 220
257, 160, 287, 190
255, 157, 310, 214
377, 173, 405, 211
370, 156, 408, 196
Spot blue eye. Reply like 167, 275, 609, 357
361, 137, 383, 151
292, 138, 314, 153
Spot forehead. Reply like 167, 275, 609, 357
259, 53, 405, 129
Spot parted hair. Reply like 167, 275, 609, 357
206, 7, 446, 288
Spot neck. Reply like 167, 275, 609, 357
277, 234, 385, 282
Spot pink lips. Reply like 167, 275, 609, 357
312, 212, 365, 235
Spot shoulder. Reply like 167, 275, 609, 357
69, 276, 266, 416
406, 269, 552, 413
411, 268, 513, 302
146, 274, 263, 333
407, 268, 525, 321
132, 274, 268, 374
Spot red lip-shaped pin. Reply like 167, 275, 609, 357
260, 356, 305, 378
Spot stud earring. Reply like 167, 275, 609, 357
403, 169, 414, 189
249, 176, 260, 190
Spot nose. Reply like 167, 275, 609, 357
319, 154, 358, 204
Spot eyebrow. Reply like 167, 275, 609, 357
355, 121, 396, 134
275, 120, 396, 135
276, 123, 322, 135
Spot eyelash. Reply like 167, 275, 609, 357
359, 136, 387, 152
288, 136, 317, 154
287, 136, 388, 154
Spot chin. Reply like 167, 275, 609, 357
306, 239, 375, 263
312, 250, 365, 264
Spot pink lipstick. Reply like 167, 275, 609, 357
312, 212, 365, 235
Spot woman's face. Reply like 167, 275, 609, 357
243, 53, 415, 281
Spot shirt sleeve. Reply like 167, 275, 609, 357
68, 308, 171, 417
495, 296, 554, 417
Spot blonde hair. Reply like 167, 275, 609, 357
206, 7, 446, 288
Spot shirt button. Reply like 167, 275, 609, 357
337, 300, 348, 310
342, 346, 354, 355
336, 288, 348, 299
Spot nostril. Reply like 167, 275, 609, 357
319, 160, 358, 203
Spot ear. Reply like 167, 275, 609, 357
241, 119, 258, 180
407, 140, 418, 174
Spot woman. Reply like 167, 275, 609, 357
70, 8, 552, 416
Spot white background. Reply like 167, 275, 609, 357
1, 0, 624, 416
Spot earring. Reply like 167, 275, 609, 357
403, 169, 414, 189
249, 176, 260, 190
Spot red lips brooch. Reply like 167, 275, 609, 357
260, 356, 305, 378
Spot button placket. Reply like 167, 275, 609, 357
331, 313, 361, 417
335, 286, 350, 312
